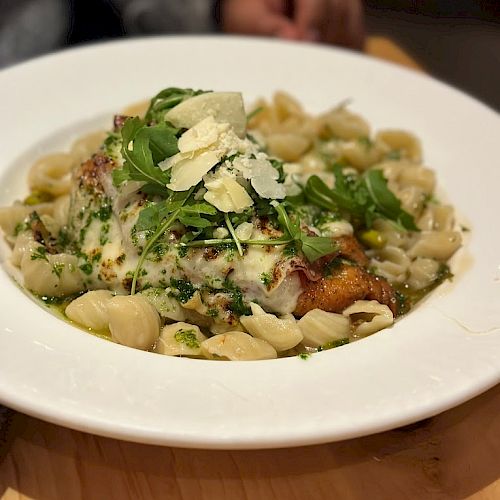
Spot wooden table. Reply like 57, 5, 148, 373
2, 38, 498, 500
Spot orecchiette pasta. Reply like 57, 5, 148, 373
107, 295, 160, 350
240, 303, 303, 352
156, 322, 207, 357
370, 246, 411, 284
27, 153, 73, 196
65, 290, 114, 331
0, 202, 53, 236
343, 300, 394, 338
320, 106, 370, 140
376, 130, 422, 162
417, 204, 455, 232
407, 258, 440, 290
408, 231, 462, 261
201, 331, 277, 361
20, 249, 84, 297
298, 309, 350, 348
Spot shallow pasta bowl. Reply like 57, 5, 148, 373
0, 36, 499, 449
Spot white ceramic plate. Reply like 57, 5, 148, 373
0, 36, 499, 450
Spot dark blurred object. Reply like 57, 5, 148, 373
365, 0, 499, 19
365, 0, 500, 110
67, 0, 125, 44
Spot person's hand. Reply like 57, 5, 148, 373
221, 0, 365, 50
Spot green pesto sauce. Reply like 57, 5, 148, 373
37, 294, 112, 341
395, 263, 453, 316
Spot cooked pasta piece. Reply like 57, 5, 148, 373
50, 194, 71, 228
370, 246, 411, 284
0, 202, 53, 236
298, 309, 350, 348
372, 219, 410, 249
28, 153, 73, 196
343, 300, 394, 338
376, 129, 422, 162
408, 231, 462, 261
20, 249, 84, 297
65, 290, 114, 331
11, 231, 35, 267
201, 331, 277, 361
417, 204, 455, 231
407, 257, 440, 290
138, 288, 186, 322
240, 303, 303, 352
320, 106, 370, 140
266, 133, 311, 162
156, 322, 207, 357
340, 139, 386, 170
107, 295, 160, 350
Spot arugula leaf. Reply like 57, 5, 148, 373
112, 118, 178, 193
145, 87, 208, 123
137, 122, 179, 164
273, 202, 337, 262
304, 166, 418, 231
300, 235, 338, 263
362, 169, 418, 230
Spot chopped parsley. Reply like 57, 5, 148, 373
174, 329, 200, 349
31, 246, 49, 262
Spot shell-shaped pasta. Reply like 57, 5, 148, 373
417, 204, 455, 232
240, 303, 303, 352
376, 129, 422, 162
20, 250, 84, 297
372, 219, 410, 249
299, 151, 327, 173
65, 290, 114, 331
266, 133, 311, 162
320, 107, 370, 140
298, 309, 350, 348
397, 165, 435, 194
70, 131, 106, 165
138, 288, 186, 321
28, 153, 73, 196
201, 331, 277, 361
51, 195, 71, 228
408, 231, 462, 261
156, 322, 207, 357
273, 91, 304, 120
370, 245, 411, 284
0, 202, 53, 236
11, 231, 35, 267
397, 186, 427, 217
107, 295, 160, 350
407, 258, 440, 290
343, 300, 394, 338
340, 139, 386, 170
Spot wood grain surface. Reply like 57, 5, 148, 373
1, 38, 495, 500
2, 384, 500, 499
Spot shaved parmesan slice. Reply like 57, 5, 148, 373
233, 157, 286, 199
165, 92, 247, 138
235, 222, 253, 240
178, 116, 229, 153
167, 150, 221, 191
204, 177, 253, 213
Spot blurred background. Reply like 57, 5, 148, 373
0, 0, 498, 110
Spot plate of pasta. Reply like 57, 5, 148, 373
0, 36, 499, 449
